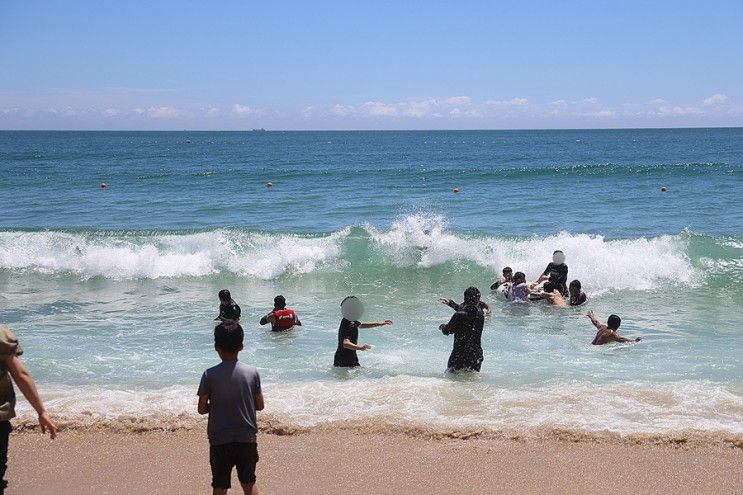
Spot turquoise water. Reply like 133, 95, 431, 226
0, 129, 741, 435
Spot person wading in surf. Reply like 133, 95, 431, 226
439, 287, 486, 372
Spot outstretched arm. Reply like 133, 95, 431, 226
6, 355, 57, 439
359, 320, 393, 329
610, 333, 641, 343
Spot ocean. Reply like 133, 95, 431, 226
0, 129, 741, 439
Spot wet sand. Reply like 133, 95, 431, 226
7, 427, 743, 494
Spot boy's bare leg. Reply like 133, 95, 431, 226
213, 488, 228, 495
241, 482, 258, 495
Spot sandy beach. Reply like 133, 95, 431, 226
6, 422, 742, 495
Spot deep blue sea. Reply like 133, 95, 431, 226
0, 129, 741, 437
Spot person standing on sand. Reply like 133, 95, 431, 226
439, 287, 486, 372
0, 323, 57, 495
198, 322, 264, 495
587, 311, 641, 345
333, 296, 393, 368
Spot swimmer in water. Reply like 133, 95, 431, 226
439, 287, 486, 372
333, 296, 393, 368
537, 250, 569, 297
587, 311, 641, 345
568, 280, 587, 306
506, 272, 537, 303
215, 289, 241, 322
260, 295, 302, 331
538, 281, 569, 308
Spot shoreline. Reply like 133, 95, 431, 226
13, 413, 743, 450
8, 427, 743, 494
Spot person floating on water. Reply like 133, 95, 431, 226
506, 271, 537, 303
568, 280, 587, 306
587, 311, 641, 345
333, 296, 393, 368
439, 287, 486, 372
537, 250, 569, 296
439, 295, 493, 315
538, 281, 569, 308
260, 295, 302, 331
216, 289, 241, 322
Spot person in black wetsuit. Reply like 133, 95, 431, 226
568, 280, 587, 306
439, 296, 493, 315
215, 289, 241, 321
333, 296, 393, 368
438, 287, 486, 372
537, 250, 569, 296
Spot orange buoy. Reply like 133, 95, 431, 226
266, 182, 273, 189
661, 186, 667, 192
453, 187, 460, 193
100, 183, 108, 189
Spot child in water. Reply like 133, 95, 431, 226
333, 296, 393, 368
216, 289, 241, 322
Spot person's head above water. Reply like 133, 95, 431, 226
552, 250, 566, 265
218, 289, 232, 303
513, 271, 526, 283
543, 281, 556, 293
274, 295, 286, 310
502, 266, 513, 281
607, 314, 621, 330
341, 295, 364, 321
463, 286, 481, 307
569, 280, 582, 295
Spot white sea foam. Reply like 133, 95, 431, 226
368, 214, 696, 293
0, 216, 698, 290
0, 229, 347, 280
16, 378, 743, 435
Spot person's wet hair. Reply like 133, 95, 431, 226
607, 314, 621, 330
340, 295, 359, 307
218, 289, 231, 303
502, 266, 512, 274
274, 295, 286, 309
543, 281, 555, 293
570, 280, 581, 290
513, 271, 526, 282
463, 286, 481, 306
214, 321, 244, 352
553, 250, 563, 255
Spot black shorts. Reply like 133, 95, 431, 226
209, 442, 259, 489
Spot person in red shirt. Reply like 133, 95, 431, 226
259, 295, 302, 332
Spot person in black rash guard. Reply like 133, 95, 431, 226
568, 280, 587, 306
333, 296, 393, 368
537, 250, 569, 296
438, 287, 486, 372
215, 289, 241, 321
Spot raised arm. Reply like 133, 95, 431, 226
6, 355, 57, 439
586, 310, 602, 329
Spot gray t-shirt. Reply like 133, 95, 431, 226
197, 360, 261, 446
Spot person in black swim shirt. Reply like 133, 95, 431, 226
568, 280, 587, 306
333, 296, 393, 368
215, 289, 241, 321
438, 287, 486, 372
490, 266, 513, 291
260, 295, 302, 331
537, 250, 569, 296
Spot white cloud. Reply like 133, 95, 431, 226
139, 106, 186, 119
361, 101, 399, 117
487, 97, 529, 106
102, 108, 120, 117
657, 105, 702, 116
232, 104, 259, 117
550, 99, 567, 106
201, 106, 221, 117
444, 96, 472, 106
330, 104, 355, 117
300, 106, 316, 119
582, 97, 598, 104
593, 109, 614, 117
703, 93, 727, 105
651, 98, 666, 104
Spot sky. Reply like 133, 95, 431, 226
1, 0, 741, 130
